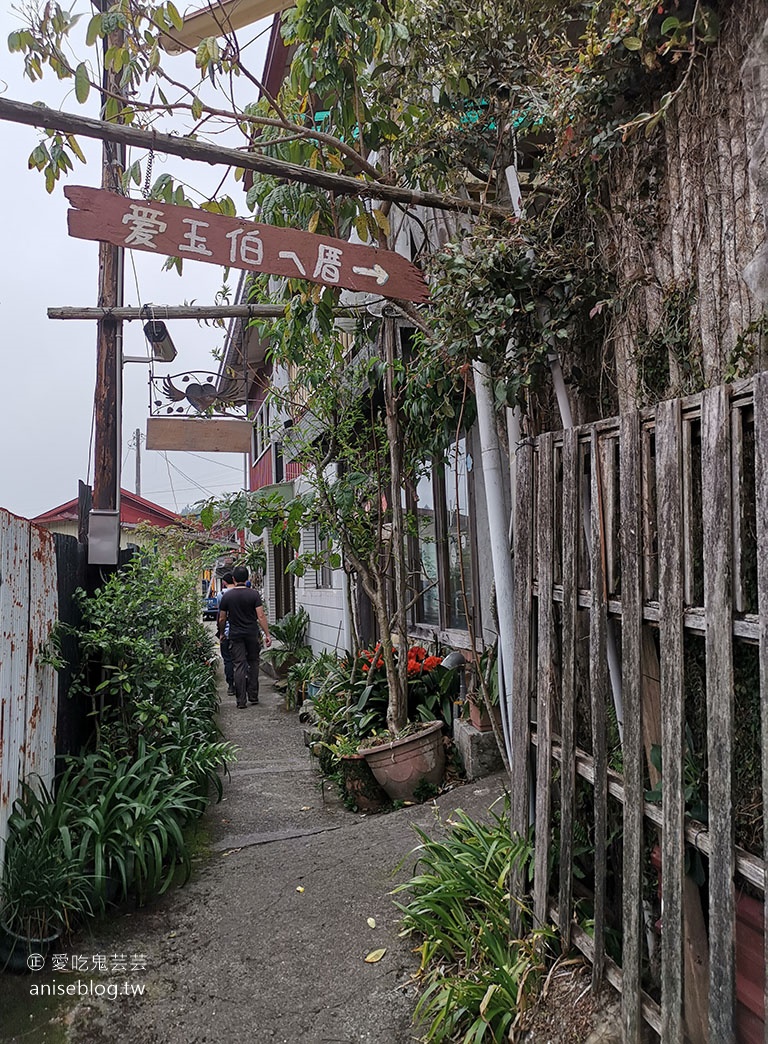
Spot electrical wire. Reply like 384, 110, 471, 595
86, 400, 96, 489
162, 452, 179, 511
163, 456, 225, 498
140, 480, 238, 498
182, 451, 244, 471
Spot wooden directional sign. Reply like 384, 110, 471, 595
64, 185, 429, 303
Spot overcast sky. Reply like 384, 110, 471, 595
0, 4, 271, 519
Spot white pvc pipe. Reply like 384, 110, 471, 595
472, 359, 515, 767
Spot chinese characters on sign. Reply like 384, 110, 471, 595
49, 952, 149, 972
65, 186, 429, 303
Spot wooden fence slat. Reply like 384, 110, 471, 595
534, 433, 554, 927
620, 409, 644, 1044
754, 373, 768, 1044
558, 428, 578, 951
0, 511, 59, 879
702, 385, 736, 1042
655, 398, 685, 1044
25, 524, 58, 785
0, 511, 31, 858
731, 405, 746, 613
682, 417, 695, 606
601, 436, 618, 596
589, 426, 608, 991
642, 426, 658, 602
510, 438, 534, 938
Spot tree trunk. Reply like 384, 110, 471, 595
382, 319, 409, 733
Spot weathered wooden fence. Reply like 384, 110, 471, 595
512, 374, 768, 1042
0, 509, 59, 870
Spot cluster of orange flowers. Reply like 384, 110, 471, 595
406, 646, 443, 676
359, 644, 443, 676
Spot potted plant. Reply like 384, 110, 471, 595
285, 652, 317, 710
359, 720, 446, 802
319, 733, 389, 812
263, 607, 311, 679
466, 645, 500, 732
343, 644, 456, 801
0, 832, 91, 972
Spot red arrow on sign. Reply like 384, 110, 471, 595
64, 186, 429, 303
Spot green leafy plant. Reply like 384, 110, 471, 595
394, 802, 549, 1043
9, 548, 238, 924
270, 607, 311, 649
265, 607, 312, 677
0, 832, 92, 943
1, 778, 92, 942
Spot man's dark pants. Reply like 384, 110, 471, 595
220, 636, 234, 691
229, 632, 261, 706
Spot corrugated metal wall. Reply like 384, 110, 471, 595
0, 508, 58, 869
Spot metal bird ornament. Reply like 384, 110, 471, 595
161, 374, 220, 413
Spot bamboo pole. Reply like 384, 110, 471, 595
48, 304, 289, 320
0, 96, 513, 220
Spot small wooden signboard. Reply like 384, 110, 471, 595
146, 417, 252, 453
65, 185, 429, 303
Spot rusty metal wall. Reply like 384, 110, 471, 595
0, 508, 58, 868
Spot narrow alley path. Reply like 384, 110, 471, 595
66, 673, 508, 1044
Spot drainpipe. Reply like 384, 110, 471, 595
472, 358, 515, 767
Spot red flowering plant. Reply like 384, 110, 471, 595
353, 644, 457, 736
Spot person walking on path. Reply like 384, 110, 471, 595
217, 564, 272, 708
217, 571, 236, 696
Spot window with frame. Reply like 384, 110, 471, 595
444, 436, 472, 629
317, 524, 334, 589
302, 523, 334, 589
413, 470, 440, 627
252, 401, 271, 461
410, 436, 475, 632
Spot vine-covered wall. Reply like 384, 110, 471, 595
602, 5, 768, 409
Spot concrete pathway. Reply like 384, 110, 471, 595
60, 674, 508, 1044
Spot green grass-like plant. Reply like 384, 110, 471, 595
394, 801, 551, 1043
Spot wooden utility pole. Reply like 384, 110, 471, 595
89, 8, 125, 563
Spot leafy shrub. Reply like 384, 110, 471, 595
2, 548, 237, 939
394, 802, 550, 1043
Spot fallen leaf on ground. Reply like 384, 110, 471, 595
365, 948, 386, 963
367, 917, 376, 929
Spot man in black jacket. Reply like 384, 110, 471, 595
217, 565, 272, 708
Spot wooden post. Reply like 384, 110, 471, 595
510, 437, 534, 939
701, 385, 735, 1043
91, 8, 124, 535
656, 398, 686, 1043
753, 373, 768, 1044
620, 410, 644, 1044
534, 432, 554, 928
589, 426, 608, 991
558, 427, 578, 952
653, 399, 710, 1044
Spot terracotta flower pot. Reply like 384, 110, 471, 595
339, 753, 388, 811
362, 721, 445, 802
467, 697, 501, 732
